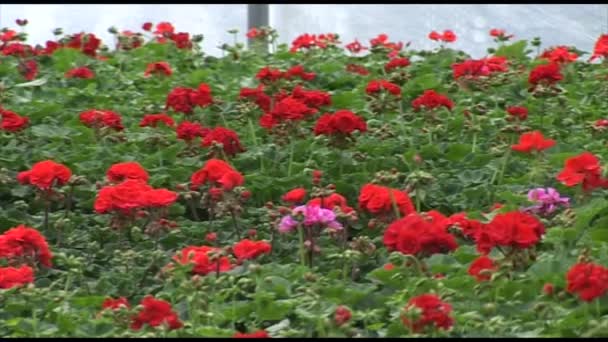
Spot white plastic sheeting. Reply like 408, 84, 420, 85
0, 4, 606, 57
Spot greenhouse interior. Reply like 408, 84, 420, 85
1, 3, 608, 338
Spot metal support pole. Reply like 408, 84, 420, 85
247, 4, 269, 52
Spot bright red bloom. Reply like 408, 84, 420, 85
334, 306, 352, 327
2, 43, 33, 57
359, 183, 415, 218
205, 232, 217, 243
285, 64, 316, 81
201, 126, 246, 157
308, 193, 354, 214
590, 34, 608, 61
139, 114, 175, 128
256, 66, 284, 83
144, 62, 172, 77
94, 179, 153, 214
346, 64, 369, 76
233, 239, 271, 261
369, 33, 403, 53
365, 80, 401, 97
385, 57, 410, 72
345, 40, 367, 53
234, 330, 270, 338
506, 106, 528, 121
595, 119, 608, 128
190, 159, 244, 191
259, 96, 317, 130
246, 27, 263, 39
541, 46, 578, 64
429, 30, 457, 43
0, 266, 34, 289
511, 130, 556, 153
65, 33, 101, 56
446, 212, 485, 239
173, 245, 233, 275
19, 60, 38, 81
154, 22, 175, 35
489, 28, 513, 39
131, 296, 183, 331
543, 283, 554, 296
0, 107, 29, 132
166, 85, 213, 114
170, 32, 192, 49
403, 294, 454, 332
176, 121, 209, 142
452, 57, 508, 79
412, 90, 454, 111
528, 63, 563, 88
0, 30, 17, 42
142, 22, 153, 31
314, 110, 367, 137
17, 160, 72, 190
0, 225, 53, 267
289, 86, 331, 109
106, 162, 149, 183
283, 188, 307, 203
383, 211, 458, 257
475, 211, 545, 254
566, 262, 608, 302
289, 33, 339, 52
239, 84, 271, 112
468, 255, 497, 282
79, 109, 124, 131
139, 188, 179, 208
102, 297, 130, 310
556, 152, 608, 192
65, 66, 95, 79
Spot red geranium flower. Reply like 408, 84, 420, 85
106, 161, 149, 183
131, 296, 183, 331
475, 211, 545, 254
246, 27, 263, 39
429, 30, 457, 43
239, 84, 271, 112
166, 84, 213, 114
285, 64, 316, 81
256, 66, 284, 83
234, 330, 270, 338
201, 126, 246, 157
402, 294, 454, 332
308, 193, 354, 214
190, 159, 244, 191
541, 46, 578, 64
18, 60, 38, 81
65, 66, 95, 79
144, 61, 172, 77
259, 96, 317, 130
102, 297, 130, 311
142, 22, 153, 31
334, 306, 352, 326
282, 188, 307, 204
566, 262, 608, 302
17, 160, 72, 190
556, 152, 608, 192
176, 121, 209, 142
0, 107, 29, 132
489, 28, 513, 40
511, 130, 556, 153
0, 225, 53, 267
0, 265, 34, 289
94, 179, 153, 214
79, 109, 124, 131
233, 239, 271, 261
346, 64, 369, 76
154, 22, 175, 35
590, 34, 608, 61
139, 114, 175, 128
412, 90, 454, 111
313, 110, 367, 137
468, 255, 497, 282
452, 57, 508, 79
345, 40, 367, 53
359, 183, 415, 218
173, 245, 234, 275
506, 106, 528, 121
528, 63, 563, 90
385, 57, 410, 72
365, 80, 401, 97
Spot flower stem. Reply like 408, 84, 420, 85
298, 225, 306, 267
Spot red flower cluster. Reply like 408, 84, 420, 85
511, 130, 556, 153
429, 30, 457, 43
239, 84, 272, 112
566, 262, 608, 302
0, 225, 53, 267
313, 110, 367, 137
259, 96, 317, 130
94, 179, 178, 214
506, 106, 528, 121
385, 57, 410, 72
452, 56, 508, 79
474, 211, 544, 255
18, 60, 38, 80
139, 114, 175, 128
176, 121, 209, 142
489, 28, 513, 40
402, 294, 454, 332
256, 65, 316, 83
411, 90, 454, 111
101, 297, 130, 311
65, 33, 102, 56
290, 33, 339, 52
0, 107, 29, 132
79, 109, 124, 131
106, 161, 149, 184
165, 84, 213, 114
232, 239, 271, 261
383, 211, 458, 257
468, 255, 497, 282
369, 34, 404, 56
283, 188, 307, 204
346, 64, 370, 76
201, 126, 246, 157
131, 296, 183, 330
190, 159, 244, 191
556, 152, 608, 192
234, 330, 270, 338
540, 46, 578, 64
334, 306, 352, 326
246, 27, 265, 39
590, 34, 608, 62
528, 63, 563, 90
308, 193, 354, 214
0, 265, 34, 289
358, 183, 415, 218
150, 22, 192, 49
173, 245, 234, 275
345, 39, 368, 54
365, 80, 401, 97
65, 66, 95, 79
144, 61, 172, 77
17, 160, 72, 190
287, 86, 331, 109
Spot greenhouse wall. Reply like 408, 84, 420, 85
1, 4, 606, 57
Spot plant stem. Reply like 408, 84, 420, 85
230, 210, 241, 239
287, 139, 295, 177
298, 225, 306, 267
43, 199, 50, 232
188, 197, 200, 221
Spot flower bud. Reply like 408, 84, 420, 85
334, 306, 352, 327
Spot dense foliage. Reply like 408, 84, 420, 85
2, 22, 608, 337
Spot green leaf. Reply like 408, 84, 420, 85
494, 40, 529, 60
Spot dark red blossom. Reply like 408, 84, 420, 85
166, 84, 213, 114
102, 297, 130, 311
528, 63, 563, 89
0, 225, 53, 267
176, 121, 209, 142
412, 90, 454, 111
566, 262, 608, 302
468, 255, 497, 282
506, 106, 528, 121
365, 80, 401, 97
314, 110, 367, 137
385, 57, 410, 72
452, 57, 508, 79
106, 162, 149, 183
201, 126, 245, 157
0, 107, 29, 132
334, 306, 352, 326
18, 60, 38, 81
359, 183, 415, 218
190, 159, 244, 191
65, 66, 95, 79
173, 245, 234, 275
556, 152, 608, 192
259, 96, 317, 130
139, 114, 175, 128
130, 296, 183, 331
232, 239, 271, 261
144, 62, 172, 77
79, 109, 124, 131
402, 294, 454, 332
